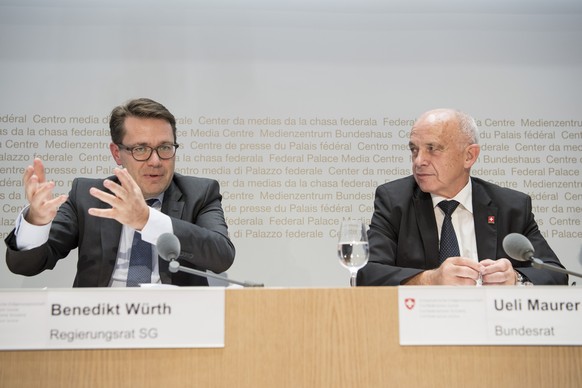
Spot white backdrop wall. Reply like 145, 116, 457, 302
1, 1, 581, 288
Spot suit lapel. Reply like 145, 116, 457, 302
162, 180, 185, 219
96, 175, 123, 286
99, 218, 122, 286
472, 178, 498, 260
413, 187, 440, 268
159, 180, 185, 284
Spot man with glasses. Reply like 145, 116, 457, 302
5, 98, 235, 287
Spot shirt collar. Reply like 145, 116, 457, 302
145, 193, 164, 208
431, 179, 473, 214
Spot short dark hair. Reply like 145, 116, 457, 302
109, 98, 177, 144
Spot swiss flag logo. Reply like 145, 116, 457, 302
404, 298, 416, 310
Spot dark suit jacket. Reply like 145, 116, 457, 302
5, 173, 235, 287
357, 175, 567, 286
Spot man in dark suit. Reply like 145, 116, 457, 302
5, 98, 235, 287
357, 108, 567, 286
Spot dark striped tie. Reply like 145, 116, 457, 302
126, 199, 158, 287
438, 200, 460, 263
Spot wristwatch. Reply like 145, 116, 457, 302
515, 270, 533, 286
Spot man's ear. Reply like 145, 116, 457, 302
110, 143, 122, 166
464, 144, 480, 168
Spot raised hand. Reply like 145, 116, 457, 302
23, 158, 68, 225
87, 167, 150, 230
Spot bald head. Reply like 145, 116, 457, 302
414, 109, 479, 146
408, 108, 481, 198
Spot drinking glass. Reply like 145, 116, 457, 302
337, 220, 369, 287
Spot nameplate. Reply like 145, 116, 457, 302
0, 287, 225, 350
398, 286, 582, 345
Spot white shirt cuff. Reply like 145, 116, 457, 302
140, 207, 173, 245
14, 206, 52, 250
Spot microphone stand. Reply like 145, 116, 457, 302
168, 260, 264, 287
530, 258, 582, 279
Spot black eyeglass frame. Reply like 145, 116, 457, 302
116, 143, 180, 161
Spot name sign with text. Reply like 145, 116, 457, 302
0, 287, 225, 350
398, 286, 581, 345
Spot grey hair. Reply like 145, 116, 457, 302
456, 110, 479, 145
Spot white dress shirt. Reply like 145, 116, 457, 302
14, 195, 173, 287
431, 180, 479, 261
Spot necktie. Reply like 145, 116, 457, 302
438, 200, 460, 263
126, 199, 158, 287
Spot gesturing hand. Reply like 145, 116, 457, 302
88, 168, 150, 230
23, 158, 68, 226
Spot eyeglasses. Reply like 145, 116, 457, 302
117, 143, 179, 161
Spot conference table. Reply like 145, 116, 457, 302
1, 287, 580, 387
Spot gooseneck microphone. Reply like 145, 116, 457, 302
502, 233, 582, 279
502, 233, 535, 262
156, 233, 264, 287
157, 233, 181, 261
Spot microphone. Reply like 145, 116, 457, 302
156, 233, 264, 287
157, 232, 181, 261
502, 233, 582, 279
502, 233, 535, 262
